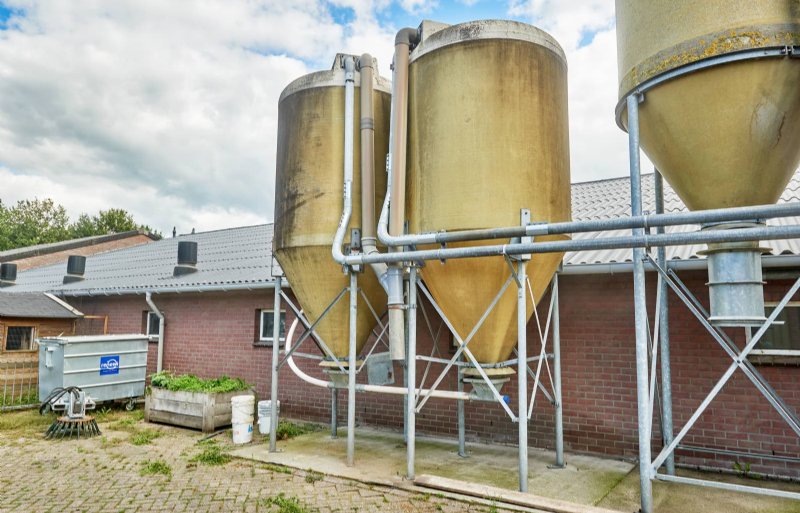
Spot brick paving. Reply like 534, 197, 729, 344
0, 411, 510, 513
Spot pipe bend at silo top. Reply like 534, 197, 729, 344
278, 55, 391, 104
411, 19, 567, 66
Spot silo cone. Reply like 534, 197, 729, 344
616, 1, 800, 326
274, 55, 390, 360
407, 21, 572, 366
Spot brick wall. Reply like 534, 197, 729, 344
67, 269, 800, 478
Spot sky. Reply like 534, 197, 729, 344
0, 0, 646, 235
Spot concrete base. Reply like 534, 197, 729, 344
233, 425, 800, 513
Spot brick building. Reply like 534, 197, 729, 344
3, 175, 799, 479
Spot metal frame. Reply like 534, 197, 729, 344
622, 46, 800, 513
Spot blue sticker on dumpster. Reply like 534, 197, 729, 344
100, 355, 120, 375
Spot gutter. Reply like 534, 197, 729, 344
560, 254, 800, 275
50, 281, 279, 297
145, 292, 166, 373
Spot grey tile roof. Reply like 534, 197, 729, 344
0, 292, 82, 318
564, 169, 800, 268
2, 169, 799, 295
3, 224, 281, 295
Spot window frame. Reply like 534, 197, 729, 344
3, 324, 38, 352
748, 301, 800, 364
257, 309, 286, 347
145, 311, 161, 339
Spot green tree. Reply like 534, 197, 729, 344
69, 208, 158, 238
3, 198, 70, 249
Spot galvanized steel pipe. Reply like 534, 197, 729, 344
144, 292, 165, 373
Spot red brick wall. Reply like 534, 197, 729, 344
66, 270, 800, 478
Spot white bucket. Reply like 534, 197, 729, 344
258, 416, 272, 435
231, 395, 255, 424
257, 400, 280, 417
232, 422, 253, 444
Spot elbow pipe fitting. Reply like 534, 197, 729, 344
395, 27, 421, 47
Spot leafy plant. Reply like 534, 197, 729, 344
140, 459, 172, 478
131, 429, 162, 446
274, 420, 320, 441
262, 494, 316, 513
304, 470, 323, 484
149, 371, 251, 393
190, 440, 231, 466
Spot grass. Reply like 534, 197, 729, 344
274, 420, 321, 441
149, 371, 251, 393
262, 494, 316, 513
263, 463, 293, 474
304, 470, 323, 484
140, 459, 172, 478
1, 391, 38, 408
130, 429, 162, 446
0, 409, 54, 436
190, 439, 231, 466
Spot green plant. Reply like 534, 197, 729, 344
733, 461, 754, 478
140, 459, 172, 478
304, 470, 323, 484
263, 463, 292, 475
262, 494, 316, 513
190, 440, 231, 466
131, 429, 162, 446
149, 371, 251, 393
274, 420, 321, 441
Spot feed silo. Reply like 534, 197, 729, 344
274, 54, 391, 359
616, 1, 800, 325
406, 20, 572, 366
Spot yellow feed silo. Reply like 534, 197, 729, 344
274, 55, 391, 359
406, 20, 572, 365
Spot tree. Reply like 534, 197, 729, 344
3, 198, 70, 249
69, 208, 158, 238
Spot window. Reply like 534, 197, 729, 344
749, 303, 800, 362
4, 326, 35, 351
146, 312, 161, 337
258, 310, 286, 345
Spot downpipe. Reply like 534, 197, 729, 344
145, 292, 165, 373
331, 56, 357, 266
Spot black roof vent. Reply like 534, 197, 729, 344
0, 263, 17, 287
63, 255, 86, 284
174, 241, 198, 276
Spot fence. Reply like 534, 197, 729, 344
1, 360, 38, 411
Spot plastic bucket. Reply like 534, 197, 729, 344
257, 400, 280, 417
258, 416, 271, 435
231, 395, 255, 424
232, 422, 253, 444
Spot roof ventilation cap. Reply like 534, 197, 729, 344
0, 263, 17, 287
174, 241, 198, 276
63, 255, 86, 284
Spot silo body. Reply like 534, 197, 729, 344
274, 56, 391, 358
616, 1, 800, 325
407, 21, 572, 364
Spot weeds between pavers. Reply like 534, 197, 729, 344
140, 459, 172, 478
131, 429, 162, 446
273, 420, 321, 441
262, 493, 317, 513
190, 439, 231, 465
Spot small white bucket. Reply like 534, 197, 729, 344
231, 395, 255, 424
258, 416, 272, 435
258, 400, 280, 417
232, 422, 253, 444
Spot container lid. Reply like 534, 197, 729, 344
37, 334, 149, 345
279, 53, 391, 103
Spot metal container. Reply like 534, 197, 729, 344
38, 334, 148, 404
616, 1, 800, 325
407, 20, 572, 364
274, 54, 391, 358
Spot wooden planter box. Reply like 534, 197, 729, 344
144, 387, 254, 433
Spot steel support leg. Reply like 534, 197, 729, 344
407, 267, 418, 479
654, 170, 675, 475
269, 277, 282, 453
347, 272, 357, 467
331, 388, 338, 439
628, 93, 653, 513
457, 355, 467, 458
517, 259, 529, 493
552, 274, 565, 468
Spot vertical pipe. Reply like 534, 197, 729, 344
347, 271, 358, 467
406, 266, 418, 479
628, 94, 654, 513
331, 388, 338, 439
457, 355, 467, 457
654, 170, 675, 476
552, 274, 565, 468
403, 276, 410, 444
269, 276, 282, 453
517, 259, 529, 493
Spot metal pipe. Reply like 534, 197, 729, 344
331, 56, 356, 265
347, 271, 357, 467
331, 389, 338, 439
56, 281, 278, 297
349, 223, 800, 266
628, 94, 653, 513
517, 259, 529, 493
654, 170, 675, 476
407, 266, 418, 480
144, 292, 165, 373
457, 354, 466, 458
552, 275, 565, 468
655, 473, 800, 501
377, 201, 800, 248
269, 276, 282, 453
560, 253, 800, 276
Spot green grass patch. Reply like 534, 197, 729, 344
1, 391, 38, 408
304, 470, 323, 484
0, 410, 54, 436
274, 420, 321, 441
140, 459, 172, 478
190, 440, 231, 466
262, 493, 316, 513
149, 371, 251, 393
263, 463, 293, 474
131, 429, 162, 446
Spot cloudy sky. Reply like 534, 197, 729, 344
0, 0, 643, 235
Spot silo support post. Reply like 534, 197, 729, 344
347, 271, 358, 467
407, 266, 418, 480
628, 92, 654, 513
517, 258, 529, 493
552, 274, 565, 468
330, 388, 338, 439
457, 355, 466, 458
269, 276, 282, 453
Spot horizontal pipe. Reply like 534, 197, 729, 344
654, 473, 800, 501
677, 444, 800, 464
378, 202, 800, 247
350, 224, 800, 266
